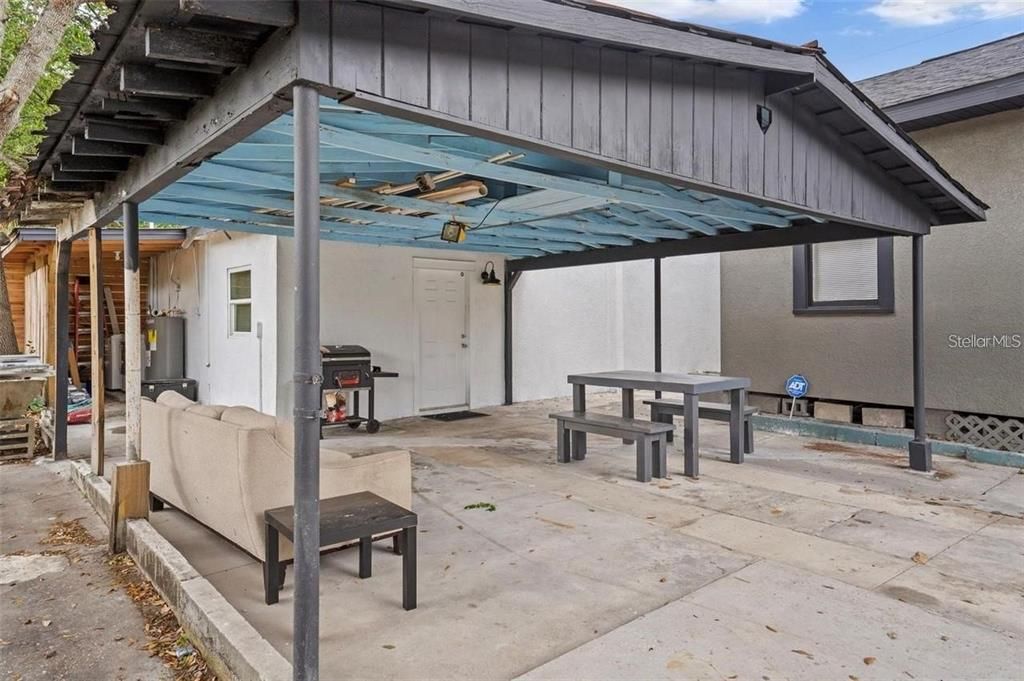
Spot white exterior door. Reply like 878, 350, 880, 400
415, 265, 469, 412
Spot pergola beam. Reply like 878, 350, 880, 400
59, 154, 130, 172
101, 97, 190, 122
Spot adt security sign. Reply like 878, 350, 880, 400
786, 374, 809, 399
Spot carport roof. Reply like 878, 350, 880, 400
12, 0, 987, 261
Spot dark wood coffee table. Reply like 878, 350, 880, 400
263, 491, 417, 610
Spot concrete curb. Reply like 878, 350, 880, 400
67, 460, 291, 681
752, 415, 1024, 468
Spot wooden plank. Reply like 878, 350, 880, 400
507, 32, 542, 138
180, 0, 294, 26
671, 60, 694, 177
428, 18, 470, 118
792, 101, 808, 206
599, 47, 627, 161
382, 8, 429, 107
68, 347, 81, 387
727, 69, 748, 191
100, 98, 189, 122
712, 67, 732, 186
776, 91, 794, 201
84, 118, 164, 146
763, 90, 781, 199
540, 37, 572, 146
624, 52, 651, 167
104, 286, 119, 335
108, 460, 150, 553
571, 44, 600, 153
470, 25, 509, 129
692, 63, 715, 183
89, 228, 105, 476
649, 57, 673, 173
332, 1, 382, 95
145, 26, 252, 67
120, 64, 216, 99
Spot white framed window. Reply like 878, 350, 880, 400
228, 266, 252, 334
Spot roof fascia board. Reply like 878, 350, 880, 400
57, 23, 300, 240
507, 222, 888, 272
884, 74, 1024, 124
344, 92, 931, 236
388, 0, 816, 74
812, 63, 987, 222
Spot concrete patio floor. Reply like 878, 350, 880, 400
72, 391, 1023, 680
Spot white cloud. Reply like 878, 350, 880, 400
607, 0, 806, 23
838, 26, 877, 36
867, 0, 1024, 26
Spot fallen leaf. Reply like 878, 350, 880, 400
770, 507, 783, 516
42, 620, 51, 628
886, 631, 897, 640
658, 577, 667, 583
765, 625, 778, 633
382, 644, 395, 650
791, 649, 814, 660
863, 657, 877, 665
912, 551, 929, 565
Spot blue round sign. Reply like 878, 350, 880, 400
785, 374, 809, 398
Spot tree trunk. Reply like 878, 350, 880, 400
0, 0, 81, 147
0, 256, 19, 354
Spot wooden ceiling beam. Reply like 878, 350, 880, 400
120, 63, 216, 99
179, 0, 295, 27
72, 136, 147, 157
84, 118, 164, 146
53, 169, 118, 182
145, 26, 252, 67
101, 96, 190, 122
59, 154, 131, 172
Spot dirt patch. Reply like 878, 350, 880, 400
108, 553, 215, 681
40, 518, 101, 548
804, 440, 902, 463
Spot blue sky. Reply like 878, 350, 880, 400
611, 1, 1024, 80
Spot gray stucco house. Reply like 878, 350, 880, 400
720, 34, 1024, 451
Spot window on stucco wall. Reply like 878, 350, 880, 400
792, 238, 894, 314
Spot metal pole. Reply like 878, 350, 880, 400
908, 234, 932, 472
52, 239, 71, 460
503, 270, 519, 406
654, 257, 662, 398
123, 202, 142, 462
292, 83, 321, 681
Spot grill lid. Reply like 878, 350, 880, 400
320, 345, 371, 361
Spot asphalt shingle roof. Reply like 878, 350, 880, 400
856, 32, 1024, 108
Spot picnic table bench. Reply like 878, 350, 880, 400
549, 411, 673, 482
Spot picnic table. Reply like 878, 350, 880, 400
567, 370, 751, 477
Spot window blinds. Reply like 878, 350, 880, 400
812, 239, 878, 302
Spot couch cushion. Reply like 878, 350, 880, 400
185, 404, 227, 420
156, 390, 196, 409
220, 406, 277, 431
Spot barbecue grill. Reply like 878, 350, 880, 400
319, 345, 398, 435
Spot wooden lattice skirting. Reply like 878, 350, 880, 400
946, 413, 1024, 453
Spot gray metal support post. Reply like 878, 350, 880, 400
503, 270, 521, 406
292, 84, 321, 681
908, 234, 932, 471
653, 257, 662, 398
52, 239, 72, 460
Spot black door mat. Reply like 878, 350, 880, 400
422, 411, 488, 422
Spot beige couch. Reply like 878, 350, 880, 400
142, 391, 412, 561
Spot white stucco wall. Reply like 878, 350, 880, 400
512, 254, 721, 402
275, 239, 506, 421
153, 231, 721, 418
150, 231, 278, 411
